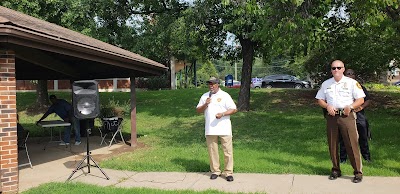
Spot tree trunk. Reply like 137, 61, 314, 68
237, 37, 255, 111
36, 80, 49, 107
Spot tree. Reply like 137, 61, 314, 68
35, 80, 49, 108
88, 0, 197, 88
1, 0, 98, 107
197, 61, 219, 83
300, 0, 400, 84
188, 0, 268, 111
189, 0, 326, 111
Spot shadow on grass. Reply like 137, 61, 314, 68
171, 158, 209, 172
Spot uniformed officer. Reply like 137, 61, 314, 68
339, 69, 372, 163
315, 60, 366, 183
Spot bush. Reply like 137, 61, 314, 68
135, 77, 148, 88
99, 97, 130, 118
364, 83, 400, 91
146, 75, 169, 90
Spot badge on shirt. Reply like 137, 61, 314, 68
343, 82, 348, 90
217, 98, 222, 102
356, 82, 362, 89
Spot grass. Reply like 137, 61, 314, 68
16, 88, 400, 193
17, 88, 400, 176
21, 182, 228, 194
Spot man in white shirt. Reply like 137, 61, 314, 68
196, 77, 237, 182
316, 60, 366, 183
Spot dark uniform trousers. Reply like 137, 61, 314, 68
326, 112, 362, 175
339, 112, 370, 161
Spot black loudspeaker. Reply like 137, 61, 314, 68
72, 80, 100, 119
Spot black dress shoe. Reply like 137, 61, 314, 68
352, 174, 363, 183
226, 176, 234, 182
210, 174, 219, 180
328, 171, 342, 180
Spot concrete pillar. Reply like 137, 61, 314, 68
113, 78, 118, 92
170, 57, 176, 90
54, 80, 58, 91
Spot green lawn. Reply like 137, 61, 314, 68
17, 88, 400, 193
21, 182, 228, 194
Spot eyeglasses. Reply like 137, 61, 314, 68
345, 72, 355, 76
331, 67, 343, 70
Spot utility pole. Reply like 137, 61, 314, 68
235, 62, 237, 80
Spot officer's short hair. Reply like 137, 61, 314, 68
49, 95, 57, 100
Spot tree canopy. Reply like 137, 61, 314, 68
2, 0, 400, 111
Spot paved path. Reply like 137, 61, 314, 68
18, 137, 400, 193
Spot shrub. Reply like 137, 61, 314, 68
364, 83, 400, 91
146, 75, 169, 90
99, 97, 130, 118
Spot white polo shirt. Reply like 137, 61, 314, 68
196, 89, 237, 136
315, 76, 365, 108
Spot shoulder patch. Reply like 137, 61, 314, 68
356, 82, 362, 89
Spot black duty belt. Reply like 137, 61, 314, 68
335, 108, 353, 116
335, 109, 345, 116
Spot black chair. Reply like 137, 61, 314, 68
18, 130, 32, 168
99, 117, 125, 147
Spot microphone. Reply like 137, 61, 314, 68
209, 91, 212, 98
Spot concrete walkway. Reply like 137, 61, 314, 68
19, 137, 400, 193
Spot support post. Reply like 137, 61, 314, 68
129, 76, 137, 147
170, 57, 176, 90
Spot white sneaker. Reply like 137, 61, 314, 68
59, 142, 70, 146
74, 141, 81, 145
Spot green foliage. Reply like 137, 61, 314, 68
364, 83, 400, 91
0, 0, 97, 35
5, 0, 400, 110
99, 98, 130, 118
146, 75, 170, 90
22, 182, 226, 194
196, 61, 219, 82
300, 0, 400, 84
87, 0, 194, 66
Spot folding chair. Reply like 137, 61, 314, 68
99, 117, 125, 147
18, 130, 32, 168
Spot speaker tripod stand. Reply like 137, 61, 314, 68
67, 120, 109, 181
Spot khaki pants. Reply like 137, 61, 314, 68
327, 112, 363, 175
206, 135, 233, 176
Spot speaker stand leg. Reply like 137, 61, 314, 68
66, 151, 110, 181
66, 120, 109, 181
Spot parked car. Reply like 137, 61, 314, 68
221, 80, 241, 88
251, 81, 262, 88
231, 80, 241, 88
251, 77, 263, 89
261, 74, 310, 89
